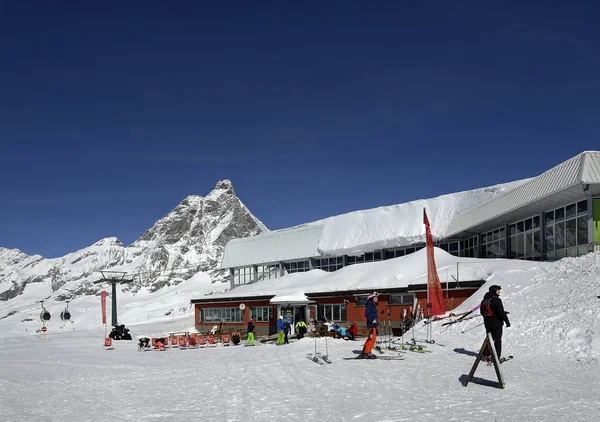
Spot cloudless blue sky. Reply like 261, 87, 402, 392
1, 1, 599, 258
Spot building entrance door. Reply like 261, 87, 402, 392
280, 306, 307, 335
294, 306, 306, 334
281, 306, 294, 334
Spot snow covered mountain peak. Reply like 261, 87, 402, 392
0, 181, 268, 303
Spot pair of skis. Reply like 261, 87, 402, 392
342, 345, 404, 360
306, 352, 332, 365
343, 355, 404, 361
307, 335, 332, 365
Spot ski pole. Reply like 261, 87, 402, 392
461, 322, 485, 333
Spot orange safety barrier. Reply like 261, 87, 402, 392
206, 334, 218, 346
171, 336, 179, 346
197, 336, 207, 347
189, 336, 198, 347
221, 333, 231, 345
178, 336, 188, 347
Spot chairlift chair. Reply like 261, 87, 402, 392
38, 300, 51, 321
62, 300, 71, 321
40, 309, 51, 321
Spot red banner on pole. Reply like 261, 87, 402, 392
101, 290, 107, 324
424, 208, 446, 316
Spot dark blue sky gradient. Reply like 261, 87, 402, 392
1, 1, 599, 257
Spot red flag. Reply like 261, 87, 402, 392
424, 208, 446, 316
101, 290, 107, 324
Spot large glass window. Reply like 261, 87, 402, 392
460, 236, 479, 257
388, 294, 415, 305
283, 260, 310, 274
312, 257, 344, 272
482, 227, 506, 258
544, 200, 588, 261
509, 216, 541, 260
233, 267, 254, 286
200, 308, 243, 322
439, 241, 460, 256
383, 244, 425, 260
250, 306, 273, 322
257, 265, 280, 281
317, 304, 347, 322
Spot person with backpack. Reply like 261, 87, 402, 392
295, 319, 307, 340
358, 292, 379, 359
481, 285, 511, 361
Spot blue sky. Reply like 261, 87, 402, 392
1, 1, 598, 258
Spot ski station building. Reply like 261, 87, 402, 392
192, 151, 600, 337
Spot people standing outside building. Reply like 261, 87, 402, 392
295, 319, 307, 340
359, 292, 379, 358
276, 315, 285, 345
246, 318, 255, 346
283, 320, 291, 344
481, 285, 511, 361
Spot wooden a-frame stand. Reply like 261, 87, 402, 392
462, 332, 505, 388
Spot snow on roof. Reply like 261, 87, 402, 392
314, 181, 526, 257
211, 247, 493, 302
269, 293, 310, 304
221, 181, 526, 268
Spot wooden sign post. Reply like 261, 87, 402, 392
463, 332, 505, 388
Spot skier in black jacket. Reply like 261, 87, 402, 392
481, 285, 510, 360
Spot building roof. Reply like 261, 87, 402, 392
220, 224, 323, 268
220, 151, 600, 268
446, 151, 600, 237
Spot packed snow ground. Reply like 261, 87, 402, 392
1, 252, 599, 421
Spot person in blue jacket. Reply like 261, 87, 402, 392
359, 292, 379, 358
276, 315, 285, 345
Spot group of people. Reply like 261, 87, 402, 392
325, 320, 357, 340
246, 285, 510, 359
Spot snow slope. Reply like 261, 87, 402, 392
1, 252, 599, 421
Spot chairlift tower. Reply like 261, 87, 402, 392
93, 271, 134, 326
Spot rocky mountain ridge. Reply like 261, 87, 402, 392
0, 180, 267, 303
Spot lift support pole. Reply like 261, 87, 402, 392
93, 271, 134, 327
